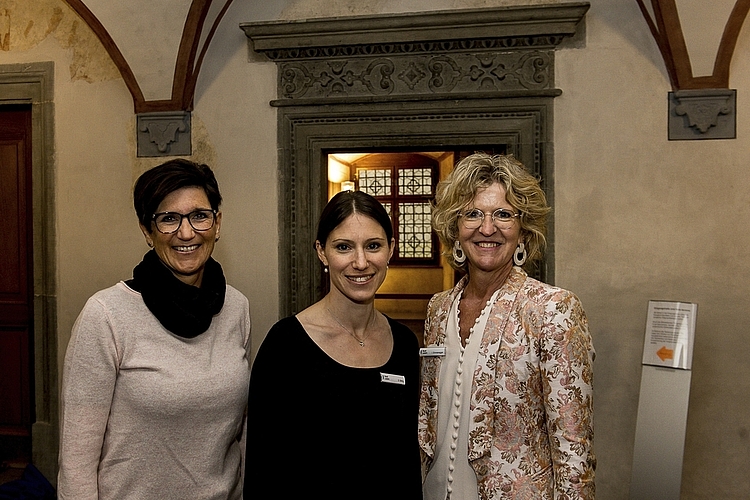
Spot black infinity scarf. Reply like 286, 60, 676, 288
128, 250, 226, 338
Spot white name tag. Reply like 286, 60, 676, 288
419, 347, 446, 357
380, 373, 406, 385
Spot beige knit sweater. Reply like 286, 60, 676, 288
58, 282, 251, 500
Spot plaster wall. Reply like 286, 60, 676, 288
0, 0, 282, 367
1, 0, 749, 498
0, 0, 139, 381
555, 1, 750, 497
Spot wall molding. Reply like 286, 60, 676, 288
243, 4, 588, 105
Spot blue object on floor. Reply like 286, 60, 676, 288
0, 464, 55, 499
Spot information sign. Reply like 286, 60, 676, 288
642, 301, 697, 370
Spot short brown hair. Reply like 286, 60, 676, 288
133, 159, 222, 230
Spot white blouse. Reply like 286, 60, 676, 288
423, 289, 501, 500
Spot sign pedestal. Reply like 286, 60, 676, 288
629, 301, 696, 499
629, 366, 692, 499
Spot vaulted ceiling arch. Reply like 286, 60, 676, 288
636, 0, 750, 90
636, 0, 750, 139
62, 0, 234, 113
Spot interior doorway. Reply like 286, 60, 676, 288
0, 104, 33, 475
0, 61, 59, 484
275, 98, 553, 321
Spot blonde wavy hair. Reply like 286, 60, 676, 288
432, 153, 551, 272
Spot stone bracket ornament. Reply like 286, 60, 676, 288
668, 89, 736, 140
136, 111, 192, 157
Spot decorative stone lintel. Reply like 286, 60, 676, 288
137, 111, 192, 157
241, 4, 589, 103
668, 89, 736, 140
274, 50, 556, 100
241, 4, 590, 57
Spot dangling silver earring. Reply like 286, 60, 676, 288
324, 266, 329, 273
513, 242, 527, 266
453, 240, 466, 264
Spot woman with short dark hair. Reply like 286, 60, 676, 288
58, 159, 251, 500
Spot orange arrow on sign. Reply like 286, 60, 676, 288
657, 346, 674, 361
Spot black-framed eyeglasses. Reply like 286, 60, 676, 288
459, 207, 521, 230
152, 209, 217, 234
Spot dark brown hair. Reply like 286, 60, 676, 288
316, 190, 393, 247
133, 159, 222, 229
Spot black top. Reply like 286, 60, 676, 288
245, 315, 423, 500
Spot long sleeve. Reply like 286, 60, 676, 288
238, 304, 252, 492
243, 321, 283, 499
245, 316, 422, 500
537, 290, 596, 499
58, 297, 119, 500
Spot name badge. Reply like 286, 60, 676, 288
419, 347, 446, 357
380, 373, 406, 385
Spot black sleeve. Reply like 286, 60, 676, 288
388, 319, 425, 500
243, 318, 296, 499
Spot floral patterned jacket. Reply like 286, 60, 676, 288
418, 267, 596, 499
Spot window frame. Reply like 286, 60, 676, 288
354, 153, 440, 266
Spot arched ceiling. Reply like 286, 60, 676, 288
637, 0, 750, 89
63, 0, 234, 113
62, 0, 750, 110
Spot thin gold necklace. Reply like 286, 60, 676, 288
327, 306, 375, 347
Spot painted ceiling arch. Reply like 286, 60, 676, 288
58, 0, 750, 111
637, 0, 750, 90
63, 0, 234, 113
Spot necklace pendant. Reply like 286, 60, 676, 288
326, 306, 374, 349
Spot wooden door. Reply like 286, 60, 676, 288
0, 105, 33, 463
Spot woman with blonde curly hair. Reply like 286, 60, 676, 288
419, 153, 596, 499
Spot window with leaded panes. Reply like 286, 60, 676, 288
354, 153, 438, 265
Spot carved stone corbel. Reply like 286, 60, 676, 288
136, 111, 192, 157
668, 89, 736, 140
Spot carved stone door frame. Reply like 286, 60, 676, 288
242, 3, 589, 316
